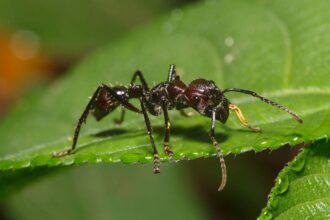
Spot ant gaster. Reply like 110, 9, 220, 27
53, 64, 303, 191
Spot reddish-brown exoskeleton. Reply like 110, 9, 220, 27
53, 64, 302, 191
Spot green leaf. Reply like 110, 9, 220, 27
259, 140, 330, 220
1, 0, 330, 196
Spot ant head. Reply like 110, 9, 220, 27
184, 79, 224, 116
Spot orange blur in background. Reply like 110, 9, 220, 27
0, 29, 54, 115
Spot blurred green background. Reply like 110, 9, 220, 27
0, 0, 300, 219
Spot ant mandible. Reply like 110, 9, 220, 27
52, 64, 303, 191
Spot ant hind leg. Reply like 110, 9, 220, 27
52, 85, 105, 157
131, 70, 149, 90
113, 108, 125, 124
52, 84, 141, 157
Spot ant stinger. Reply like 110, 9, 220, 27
52, 64, 303, 191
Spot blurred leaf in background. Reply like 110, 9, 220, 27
5, 163, 210, 220
0, 0, 194, 115
0, 0, 194, 56
0, 0, 207, 219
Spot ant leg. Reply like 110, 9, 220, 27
113, 108, 125, 124
113, 70, 148, 124
162, 103, 173, 157
229, 104, 261, 132
52, 85, 104, 157
131, 70, 149, 90
106, 86, 141, 113
179, 109, 195, 118
167, 64, 176, 81
210, 109, 227, 191
167, 64, 181, 82
140, 97, 160, 173
223, 88, 303, 123
52, 85, 141, 157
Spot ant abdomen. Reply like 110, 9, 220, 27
92, 86, 127, 121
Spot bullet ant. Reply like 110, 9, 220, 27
52, 64, 302, 191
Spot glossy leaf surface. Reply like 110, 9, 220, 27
259, 140, 330, 219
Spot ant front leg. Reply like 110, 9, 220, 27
167, 64, 176, 81
140, 97, 160, 173
167, 64, 181, 82
210, 109, 227, 191
162, 102, 173, 157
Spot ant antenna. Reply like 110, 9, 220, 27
223, 88, 303, 123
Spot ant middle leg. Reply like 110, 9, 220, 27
162, 103, 173, 157
229, 104, 261, 132
140, 97, 160, 173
